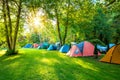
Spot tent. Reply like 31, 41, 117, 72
37, 44, 41, 49
109, 43, 115, 48
33, 43, 39, 48
59, 44, 70, 53
55, 42, 61, 50
97, 45, 107, 52
37, 43, 42, 49
38, 42, 49, 49
47, 44, 57, 50
23, 44, 32, 48
67, 41, 100, 57
71, 42, 77, 46
100, 44, 120, 64
97, 43, 115, 53
41, 42, 49, 49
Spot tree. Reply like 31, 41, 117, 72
2, 0, 22, 55
111, 14, 120, 44
91, 7, 113, 51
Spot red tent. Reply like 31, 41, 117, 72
33, 43, 39, 48
66, 41, 100, 57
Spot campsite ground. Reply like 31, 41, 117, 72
0, 49, 120, 80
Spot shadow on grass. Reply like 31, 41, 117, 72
0, 49, 120, 80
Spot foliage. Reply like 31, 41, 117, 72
30, 33, 40, 43
17, 35, 27, 47
0, 0, 120, 50
89, 39, 106, 46
0, 10, 6, 49
111, 14, 120, 44
104, 0, 120, 44
105, 0, 120, 13
19, 0, 120, 45
91, 7, 112, 44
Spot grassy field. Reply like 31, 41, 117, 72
0, 49, 120, 80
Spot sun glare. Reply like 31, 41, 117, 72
25, 9, 46, 34
34, 17, 40, 26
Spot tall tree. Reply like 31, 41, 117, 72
91, 7, 112, 47
2, 0, 22, 55
111, 14, 120, 44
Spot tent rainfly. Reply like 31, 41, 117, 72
100, 44, 120, 64
59, 44, 70, 53
67, 41, 100, 57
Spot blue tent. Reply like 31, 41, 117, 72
109, 43, 115, 48
59, 44, 70, 53
97, 45, 107, 52
55, 42, 61, 50
76, 42, 84, 53
23, 44, 32, 48
47, 44, 57, 50
37, 45, 41, 49
38, 42, 49, 49
97, 43, 115, 52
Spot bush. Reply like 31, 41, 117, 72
89, 39, 105, 46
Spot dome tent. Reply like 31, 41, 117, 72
38, 42, 49, 49
67, 41, 100, 57
59, 44, 70, 53
47, 44, 57, 50
100, 44, 120, 64
33, 43, 39, 48
23, 44, 32, 48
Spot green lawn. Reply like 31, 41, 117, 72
0, 49, 120, 80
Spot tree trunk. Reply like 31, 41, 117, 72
13, 0, 22, 51
6, 0, 13, 49
63, 0, 70, 45
99, 33, 103, 41
74, 34, 77, 42
105, 38, 109, 51
2, 0, 11, 49
55, 8, 62, 46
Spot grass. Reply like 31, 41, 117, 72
0, 49, 120, 80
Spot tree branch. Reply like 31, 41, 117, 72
6, 0, 13, 48
13, 0, 22, 50
2, 0, 11, 49
106, 0, 116, 6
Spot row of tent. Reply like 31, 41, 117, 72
23, 42, 115, 53
23, 42, 49, 49
66, 42, 120, 64
23, 41, 120, 64
23, 41, 100, 57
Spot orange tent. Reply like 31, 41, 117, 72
100, 44, 120, 64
